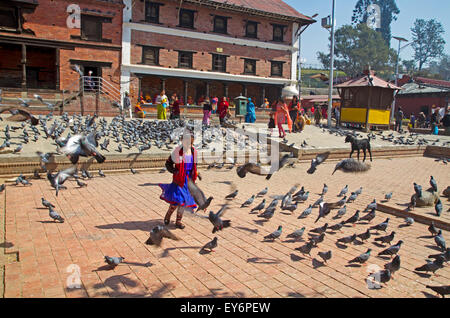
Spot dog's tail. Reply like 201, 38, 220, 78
333, 159, 371, 175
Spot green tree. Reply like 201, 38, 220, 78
317, 24, 396, 77
427, 54, 450, 80
351, 0, 400, 46
411, 19, 446, 71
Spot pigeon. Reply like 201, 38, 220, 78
265, 153, 295, 180
0, 184, 5, 193
236, 162, 267, 178
384, 192, 393, 201
413, 183, 422, 198
357, 229, 371, 242
365, 199, 377, 211
264, 225, 282, 241
314, 202, 331, 223
321, 184, 328, 195
337, 234, 357, 244
335, 206, 347, 218
41, 198, 55, 209
378, 240, 403, 257
282, 202, 298, 213
201, 237, 218, 252
328, 222, 344, 232
347, 192, 358, 203
296, 240, 315, 257
257, 187, 268, 197
318, 250, 332, 264
343, 210, 360, 226
187, 178, 213, 211
76, 179, 87, 188
209, 205, 231, 234
370, 218, 390, 232
293, 186, 305, 198
374, 231, 396, 245
281, 193, 292, 208
384, 255, 401, 276
21, 178, 32, 186
310, 223, 328, 234
404, 217, 414, 226
312, 196, 324, 208
294, 191, 309, 202
250, 199, 266, 213
369, 269, 391, 286
359, 208, 376, 223
47, 166, 77, 196
13, 144, 23, 153
435, 230, 446, 251
307, 152, 330, 174
48, 207, 64, 223
241, 195, 255, 208
425, 285, 450, 298
435, 199, 443, 217
98, 169, 106, 177
428, 248, 450, 263
428, 221, 439, 236
349, 249, 372, 264
430, 176, 438, 192
287, 227, 305, 240
355, 187, 363, 195
415, 257, 444, 275
104, 256, 124, 269
60, 133, 105, 164
338, 185, 348, 197
225, 190, 238, 200
298, 205, 313, 219
258, 207, 275, 220
145, 225, 179, 246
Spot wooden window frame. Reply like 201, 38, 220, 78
270, 61, 284, 77
80, 14, 107, 42
243, 59, 257, 75
178, 9, 195, 29
245, 21, 258, 39
272, 24, 286, 42
144, 1, 161, 24
0, 5, 20, 32
177, 51, 194, 69
142, 46, 160, 66
212, 54, 227, 73
213, 16, 228, 34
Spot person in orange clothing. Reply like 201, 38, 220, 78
275, 99, 292, 138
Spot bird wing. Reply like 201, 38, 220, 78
161, 226, 179, 241
187, 178, 207, 207
315, 152, 330, 165
60, 135, 82, 155
57, 166, 77, 185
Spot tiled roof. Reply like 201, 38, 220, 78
397, 82, 450, 95
194, 0, 315, 22
336, 74, 402, 90
415, 77, 450, 88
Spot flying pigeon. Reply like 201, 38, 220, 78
209, 205, 231, 234
145, 225, 179, 246
187, 178, 213, 211
307, 152, 330, 174
47, 166, 77, 196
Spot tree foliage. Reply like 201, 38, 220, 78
411, 19, 446, 71
351, 0, 400, 46
317, 24, 396, 77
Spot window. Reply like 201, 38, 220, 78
212, 54, 227, 73
272, 24, 285, 42
142, 46, 160, 66
271, 61, 283, 77
81, 15, 103, 41
213, 16, 228, 34
245, 21, 258, 38
145, 1, 160, 23
179, 9, 195, 29
0, 6, 19, 30
244, 59, 256, 75
178, 51, 193, 69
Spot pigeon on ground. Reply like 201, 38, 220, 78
374, 231, 396, 245
310, 223, 328, 234
335, 205, 347, 218
225, 190, 238, 200
241, 195, 255, 208
318, 250, 332, 264
338, 185, 348, 197
201, 237, 218, 252
98, 169, 106, 177
264, 226, 282, 241
282, 202, 298, 213
355, 187, 363, 195
428, 221, 439, 236
414, 183, 422, 198
41, 198, 55, 209
209, 205, 231, 234
348, 249, 372, 264
370, 218, 390, 232
378, 240, 403, 257
76, 179, 87, 188
404, 217, 414, 226
104, 256, 124, 269
47, 166, 77, 196
435, 199, 443, 217
310, 233, 325, 246
287, 227, 305, 241
357, 229, 371, 242
145, 225, 179, 246
365, 199, 377, 211
435, 230, 447, 251
250, 199, 266, 213
384, 192, 393, 201
329, 222, 344, 232
347, 192, 358, 203
384, 255, 401, 276
359, 208, 376, 223
307, 152, 330, 174
430, 176, 438, 192
258, 207, 275, 220
13, 144, 23, 153
294, 191, 309, 202
296, 240, 315, 257
369, 269, 391, 286
321, 184, 328, 195
343, 210, 360, 226
425, 285, 450, 298
257, 187, 268, 197
337, 234, 357, 244
415, 257, 445, 275
312, 196, 324, 208
0, 184, 5, 193
48, 207, 64, 223
428, 248, 450, 263
298, 205, 313, 219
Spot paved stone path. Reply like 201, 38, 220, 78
1, 156, 449, 298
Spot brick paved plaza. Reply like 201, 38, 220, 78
1, 156, 449, 298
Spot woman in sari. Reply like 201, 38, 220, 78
245, 98, 256, 123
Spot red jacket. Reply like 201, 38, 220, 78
218, 101, 229, 119
166, 146, 198, 187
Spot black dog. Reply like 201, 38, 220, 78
345, 135, 372, 162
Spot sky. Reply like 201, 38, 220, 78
285, 0, 450, 68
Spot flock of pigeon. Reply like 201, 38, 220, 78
0, 110, 449, 298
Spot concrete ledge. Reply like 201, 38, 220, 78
410, 128, 450, 136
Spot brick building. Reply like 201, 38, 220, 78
121, 0, 315, 107
0, 0, 123, 114
396, 76, 450, 117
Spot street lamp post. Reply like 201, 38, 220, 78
391, 36, 408, 123
327, 0, 336, 128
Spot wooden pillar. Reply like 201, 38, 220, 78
243, 84, 247, 97
184, 80, 188, 105
365, 87, 372, 132
55, 48, 60, 91
223, 83, 228, 97
206, 82, 210, 98
161, 78, 166, 92
21, 44, 27, 90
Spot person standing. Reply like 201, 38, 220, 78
441, 107, 450, 134
288, 96, 300, 132
410, 113, 416, 129
156, 90, 168, 120
202, 97, 212, 126
335, 106, 340, 128
314, 106, 322, 126
430, 108, 439, 134
218, 97, 229, 126
245, 98, 256, 123
276, 99, 287, 138
85, 70, 95, 91
160, 130, 199, 229
395, 107, 404, 132
123, 91, 131, 117
171, 95, 181, 120
268, 112, 275, 136
211, 97, 219, 114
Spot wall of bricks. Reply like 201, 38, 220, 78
396, 95, 448, 117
